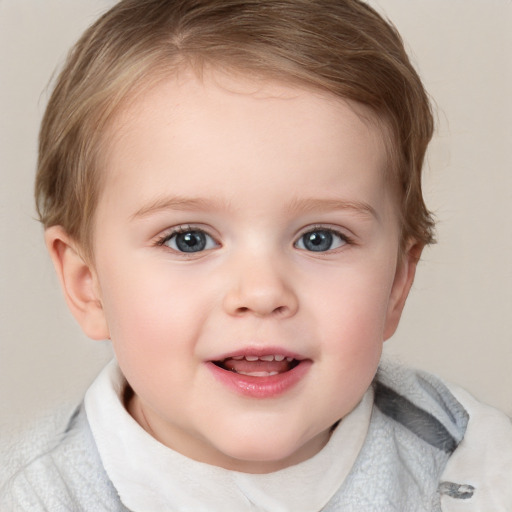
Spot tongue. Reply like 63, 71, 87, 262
222, 358, 292, 375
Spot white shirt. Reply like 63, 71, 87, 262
85, 360, 374, 512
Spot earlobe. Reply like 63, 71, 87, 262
45, 226, 109, 341
383, 241, 423, 341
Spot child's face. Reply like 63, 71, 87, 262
72, 70, 417, 473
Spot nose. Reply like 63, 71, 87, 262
222, 255, 299, 318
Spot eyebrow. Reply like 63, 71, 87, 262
286, 197, 379, 220
131, 195, 378, 221
131, 195, 229, 220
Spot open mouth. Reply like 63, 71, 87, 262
208, 352, 311, 397
213, 354, 301, 377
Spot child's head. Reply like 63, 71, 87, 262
37, 0, 435, 473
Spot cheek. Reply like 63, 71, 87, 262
312, 264, 394, 333
98, 260, 216, 370
100, 257, 185, 322
102, 275, 198, 405
98, 271, 170, 354
307, 264, 395, 379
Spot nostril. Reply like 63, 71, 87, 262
234, 305, 287, 316
225, 286, 298, 318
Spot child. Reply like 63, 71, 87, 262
2, 0, 511, 510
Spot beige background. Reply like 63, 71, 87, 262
1, 0, 511, 448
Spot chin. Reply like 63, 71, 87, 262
209, 428, 328, 473
217, 449, 301, 474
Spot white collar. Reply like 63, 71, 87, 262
85, 359, 373, 512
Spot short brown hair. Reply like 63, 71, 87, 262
35, 0, 435, 258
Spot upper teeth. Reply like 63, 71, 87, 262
230, 355, 292, 362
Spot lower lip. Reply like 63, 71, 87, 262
206, 360, 312, 399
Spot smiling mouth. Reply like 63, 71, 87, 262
213, 354, 301, 377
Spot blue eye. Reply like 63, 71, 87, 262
295, 229, 347, 252
161, 229, 217, 253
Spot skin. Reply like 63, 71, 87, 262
46, 69, 420, 474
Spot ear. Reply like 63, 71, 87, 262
383, 240, 423, 341
45, 226, 109, 340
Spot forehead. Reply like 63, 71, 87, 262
96, 69, 394, 219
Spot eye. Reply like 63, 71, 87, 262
159, 228, 218, 253
295, 228, 348, 252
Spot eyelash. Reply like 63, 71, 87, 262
295, 226, 353, 252
155, 225, 196, 246
155, 225, 218, 247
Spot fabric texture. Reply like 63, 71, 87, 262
438, 385, 512, 512
0, 406, 129, 512
1, 361, 509, 512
